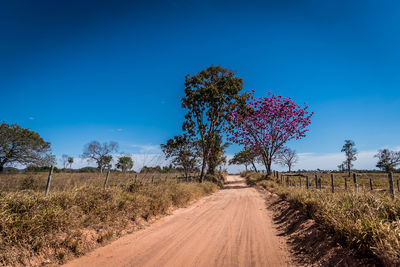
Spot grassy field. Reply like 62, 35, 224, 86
0, 172, 219, 266
0, 171, 193, 193
245, 172, 400, 265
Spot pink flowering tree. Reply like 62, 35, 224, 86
226, 92, 313, 175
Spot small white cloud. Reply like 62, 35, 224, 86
116, 128, 123, 132
29, 117, 35, 120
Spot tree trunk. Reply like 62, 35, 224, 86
261, 152, 272, 176
185, 169, 189, 182
251, 161, 258, 172
266, 162, 272, 176
288, 165, 291, 172
199, 155, 207, 183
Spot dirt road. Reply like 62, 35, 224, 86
64, 175, 290, 267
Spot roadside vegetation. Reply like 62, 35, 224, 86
244, 171, 400, 265
0, 175, 218, 266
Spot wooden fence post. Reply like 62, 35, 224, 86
315, 175, 318, 189
397, 179, 400, 192
152, 176, 154, 185
353, 173, 358, 193
331, 174, 334, 193
134, 174, 138, 183
298, 176, 302, 187
388, 172, 395, 200
104, 169, 110, 189
369, 178, 373, 191
344, 176, 348, 191
45, 165, 54, 196
318, 178, 322, 190
306, 176, 309, 189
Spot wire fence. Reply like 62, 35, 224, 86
273, 171, 400, 199
0, 170, 199, 194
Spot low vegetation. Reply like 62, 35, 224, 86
0, 173, 218, 266
244, 171, 400, 265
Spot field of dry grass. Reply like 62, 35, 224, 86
245, 172, 400, 265
0, 172, 190, 193
0, 172, 218, 266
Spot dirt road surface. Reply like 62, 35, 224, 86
64, 175, 291, 267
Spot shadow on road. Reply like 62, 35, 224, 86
222, 180, 249, 190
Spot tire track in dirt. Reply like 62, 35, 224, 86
64, 175, 291, 267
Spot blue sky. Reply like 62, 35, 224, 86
1, 0, 400, 171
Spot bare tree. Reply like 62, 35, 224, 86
275, 148, 298, 172
82, 141, 118, 173
61, 154, 69, 169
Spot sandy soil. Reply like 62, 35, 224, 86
64, 175, 291, 267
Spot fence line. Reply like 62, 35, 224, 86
276, 171, 399, 199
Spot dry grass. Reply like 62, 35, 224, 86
0, 172, 188, 193
0, 173, 218, 266
245, 172, 400, 265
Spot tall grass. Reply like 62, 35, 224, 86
0, 178, 218, 266
245, 172, 400, 265
0, 172, 187, 193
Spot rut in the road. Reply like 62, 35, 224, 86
64, 175, 290, 267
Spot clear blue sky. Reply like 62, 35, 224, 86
1, 0, 400, 170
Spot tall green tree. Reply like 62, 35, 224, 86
116, 156, 134, 172
375, 149, 400, 172
82, 141, 118, 173
207, 134, 229, 174
229, 148, 259, 172
341, 140, 357, 175
68, 156, 74, 169
0, 122, 52, 172
161, 135, 199, 181
182, 65, 246, 182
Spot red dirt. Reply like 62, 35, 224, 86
64, 175, 291, 267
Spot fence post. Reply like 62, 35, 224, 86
344, 176, 348, 191
152, 175, 154, 185
318, 178, 322, 190
353, 173, 358, 193
315, 175, 318, 189
45, 165, 54, 196
369, 178, 373, 191
298, 176, 302, 187
388, 172, 395, 200
331, 174, 334, 193
135, 174, 138, 183
104, 169, 110, 189
397, 179, 399, 192
306, 176, 309, 189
